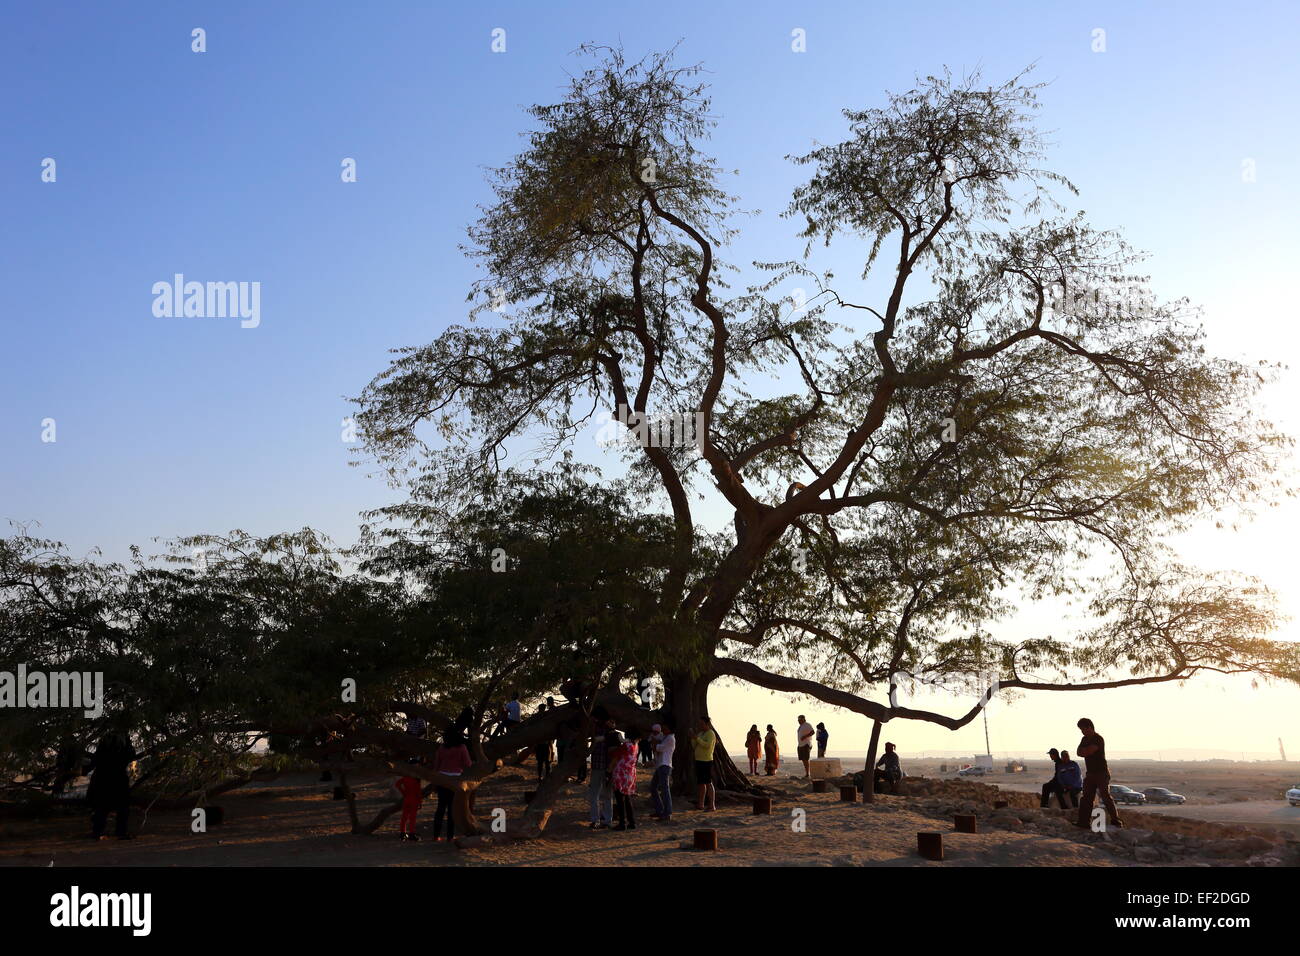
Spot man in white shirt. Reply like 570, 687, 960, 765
797, 715, 815, 778
650, 722, 676, 821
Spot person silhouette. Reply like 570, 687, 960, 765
87, 728, 135, 839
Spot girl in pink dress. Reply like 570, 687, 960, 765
610, 733, 638, 830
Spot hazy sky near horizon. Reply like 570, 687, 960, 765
3, 1, 1299, 760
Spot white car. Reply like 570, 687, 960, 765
957, 766, 988, 777
1287, 785, 1300, 807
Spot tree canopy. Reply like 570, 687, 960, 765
351, 48, 1297, 789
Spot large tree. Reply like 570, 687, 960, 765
353, 50, 1297, 792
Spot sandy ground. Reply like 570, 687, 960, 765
3, 759, 1294, 867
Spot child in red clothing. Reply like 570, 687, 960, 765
393, 765, 424, 842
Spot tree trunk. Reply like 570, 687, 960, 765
662, 669, 697, 794
863, 718, 883, 804
515, 734, 589, 838
663, 669, 760, 796
451, 783, 482, 835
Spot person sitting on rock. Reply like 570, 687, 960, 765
873, 742, 902, 794
1056, 750, 1083, 808
1041, 748, 1070, 808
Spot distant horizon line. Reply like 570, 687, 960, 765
730, 749, 1294, 763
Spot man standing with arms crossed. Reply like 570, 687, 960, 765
1074, 717, 1123, 829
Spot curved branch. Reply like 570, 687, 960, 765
712, 656, 1201, 731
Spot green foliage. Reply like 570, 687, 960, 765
0, 525, 416, 793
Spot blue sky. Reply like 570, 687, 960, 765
4, 1, 1299, 755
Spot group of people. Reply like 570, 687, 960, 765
398, 709, 1125, 843
586, 709, 685, 828
393, 713, 472, 844
1040, 747, 1083, 808
743, 716, 831, 777
1041, 718, 1124, 830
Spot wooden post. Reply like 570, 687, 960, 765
338, 772, 361, 833
839, 785, 858, 803
752, 796, 772, 815
917, 832, 944, 860
954, 813, 977, 833
812, 779, 829, 793
693, 829, 718, 851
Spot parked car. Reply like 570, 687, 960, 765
1141, 787, 1186, 805
957, 765, 988, 777
1286, 785, 1300, 807
1108, 784, 1147, 805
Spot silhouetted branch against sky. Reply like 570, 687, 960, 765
352, 45, 1297, 721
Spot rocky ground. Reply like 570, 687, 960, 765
872, 774, 1297, 866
